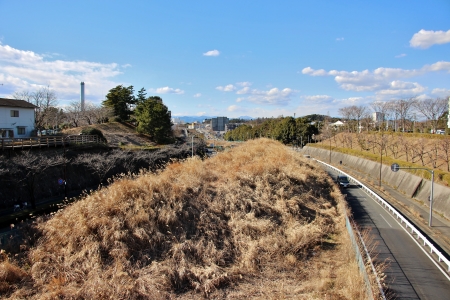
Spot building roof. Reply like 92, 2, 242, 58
0, 98, 38, 109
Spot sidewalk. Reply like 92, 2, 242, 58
336, 162, 450, 257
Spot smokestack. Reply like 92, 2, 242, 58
80, 82, 85, 111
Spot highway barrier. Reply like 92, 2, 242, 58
315, 159, 450, 274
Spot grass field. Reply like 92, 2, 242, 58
0, 139, 375, 299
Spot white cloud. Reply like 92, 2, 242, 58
236, 87, 251, 94
431, 88, 450, 98
302, 95, 333, 103
196, 111, 207, 116
242, 87, 294, 105
395, 53, 407, 58
0, 43, 123, 103
302, 62, 450, 98
336, 37, 344, 41
410, 29, 450, 49
216, 84, 236, 92
155, 86, 185, 94
227, 105, 240, 112
203, 49, 220, 56
236, 81, 252, 87
193, 93, 202, 97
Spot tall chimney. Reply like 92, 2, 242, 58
80, 82, 85, 111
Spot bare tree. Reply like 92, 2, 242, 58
387, 134, 400, 158
413, 138, 427, 166
338, 107, 352, 132
398, 135, 413, 162
439, 138, 450, 172
11, 151, 65, 209
414, 98, 448, 133
371, 101, 391, 131
393, 99, 415, 132
352, 105, 367, 133
65, 101, 84, 127
12, 87, 58, 130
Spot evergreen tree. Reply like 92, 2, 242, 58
135, 96, 173, 144
136, 87, 147, 105
102, 85, 135, 121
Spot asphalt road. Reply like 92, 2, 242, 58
327, 170, 450, 299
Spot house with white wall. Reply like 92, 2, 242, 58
0, 98, 37, 138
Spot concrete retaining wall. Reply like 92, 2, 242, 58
302, 146, 450, 220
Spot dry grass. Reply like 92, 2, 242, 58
2, 138, 370, 299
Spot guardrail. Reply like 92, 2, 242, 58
0, 135, 102, 150
315, 159, 450, 273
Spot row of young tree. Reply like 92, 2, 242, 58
224, 117, 319, 145
321, 132, 450, 172
337, 98, 449, 133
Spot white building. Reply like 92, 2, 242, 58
0, 98, 37, 138
372, 112, 384, 123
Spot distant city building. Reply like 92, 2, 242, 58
171, 117, 184, 124
188, 122, 200, 129
372, 112, 384, 123
211, 117, 229, 131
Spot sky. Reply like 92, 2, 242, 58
0, 0, 449, 119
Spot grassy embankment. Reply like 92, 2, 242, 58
311, 132, 450, 186
1, 139, 375, 299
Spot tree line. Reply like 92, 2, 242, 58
224, 116, 319, 145
337, 98, 449, 133
12, 85, 174, 144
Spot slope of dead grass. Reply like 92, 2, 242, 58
63, 122, 155, 147
1, 138, 368, 299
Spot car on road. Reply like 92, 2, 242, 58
336, 175, 350, 188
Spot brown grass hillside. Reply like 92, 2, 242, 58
1, 139, 368, 299
64, 122, 155, 147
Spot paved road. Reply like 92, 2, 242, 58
327, 170, 450, 299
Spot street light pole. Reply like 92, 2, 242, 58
391, 163, 435, 226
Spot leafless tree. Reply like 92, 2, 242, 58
412, 138, 427, 166
398, 135, 412, 162
12, 87, 58, 130
393, 99, 415, 132
427, 141, 441, 169
414, 98, 448, 132
439, 138, 450, 172
352, 105, 368, 133
386, 134, 400, 158
356, 133, 370, 151
76, 150, 129, 185
338, 106, 352, 132
371, 101, 391, 131
65, 101, 84, 127
11, 151, 65, 209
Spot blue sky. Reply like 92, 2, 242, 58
0, 0, 449, 118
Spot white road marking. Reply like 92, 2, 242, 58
380, 214, 392, 227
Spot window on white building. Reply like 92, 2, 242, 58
10, 110, 19, 117
18, 127, 26, 135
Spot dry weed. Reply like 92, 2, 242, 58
3, 138, 369, 299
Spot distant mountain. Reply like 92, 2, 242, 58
173, 116, 213, 123
173, 115, 254, 123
